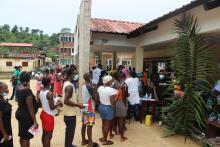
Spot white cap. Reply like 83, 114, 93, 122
103, 75, 113, 84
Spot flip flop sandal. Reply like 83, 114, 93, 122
102, 140, 114, 146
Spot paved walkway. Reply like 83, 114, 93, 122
2, 79, 201, 147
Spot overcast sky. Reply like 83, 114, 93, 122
0, 0, 192, 35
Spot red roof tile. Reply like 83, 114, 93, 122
90, 18, 144, 34
0, 42, 34, 47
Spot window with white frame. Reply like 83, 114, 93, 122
121, 60, 131, 66
106, 59, 112, 66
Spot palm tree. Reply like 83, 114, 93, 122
163, 14, 217, 139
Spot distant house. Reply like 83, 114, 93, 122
0, 42, 44, 72
58, 32, 74, 65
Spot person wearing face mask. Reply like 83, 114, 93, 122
73, 73, 79, 93
15, 72, 39, 147
63, 68, 84, 147
0, 82, 13, 147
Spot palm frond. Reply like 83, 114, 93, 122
163, 13, 217, 139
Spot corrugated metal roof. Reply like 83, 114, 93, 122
90, 18, 144, 34
0, 42, 34, 47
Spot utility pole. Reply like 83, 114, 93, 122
78, 0, 92, 102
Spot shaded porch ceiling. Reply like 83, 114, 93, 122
142, 29, 220, 51
90, 29, 220, 59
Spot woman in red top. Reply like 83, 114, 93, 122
53, 68, 62, 97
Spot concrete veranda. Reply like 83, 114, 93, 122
2, 79, 201, 147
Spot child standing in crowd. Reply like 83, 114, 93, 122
0, 82, 13, 147
98, 75, 118, 146
81, 73, 98, 147
40, 77, 63, 147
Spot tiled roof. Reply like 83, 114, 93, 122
0, 42, 34, 47
90, 18, 144, 34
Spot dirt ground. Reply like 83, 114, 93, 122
1, 79, 201, 147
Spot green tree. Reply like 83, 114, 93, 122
19, 26, 23, 32
50, 33, 59, 47
25, 27, 30, 33
163, 14, 217, 139
11, 25, 19, 33
0, 24, 60, 57
0, 46, 9, 56
60, 28, 71, 33
2, 24, 10, 32
46, 48, 58, 58
31, 29, 39, 35
40, 30, 43, 37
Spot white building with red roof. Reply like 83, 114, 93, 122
0, 42, 44, 72
75, 0, 220, 74
74, 0, 220, 100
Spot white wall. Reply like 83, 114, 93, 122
137, 5, 220, 47
0, 58, 35, 72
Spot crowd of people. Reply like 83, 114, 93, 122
0, 63, 161, 147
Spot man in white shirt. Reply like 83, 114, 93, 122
92, 64, 102, 89
125, 72, 140, 121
